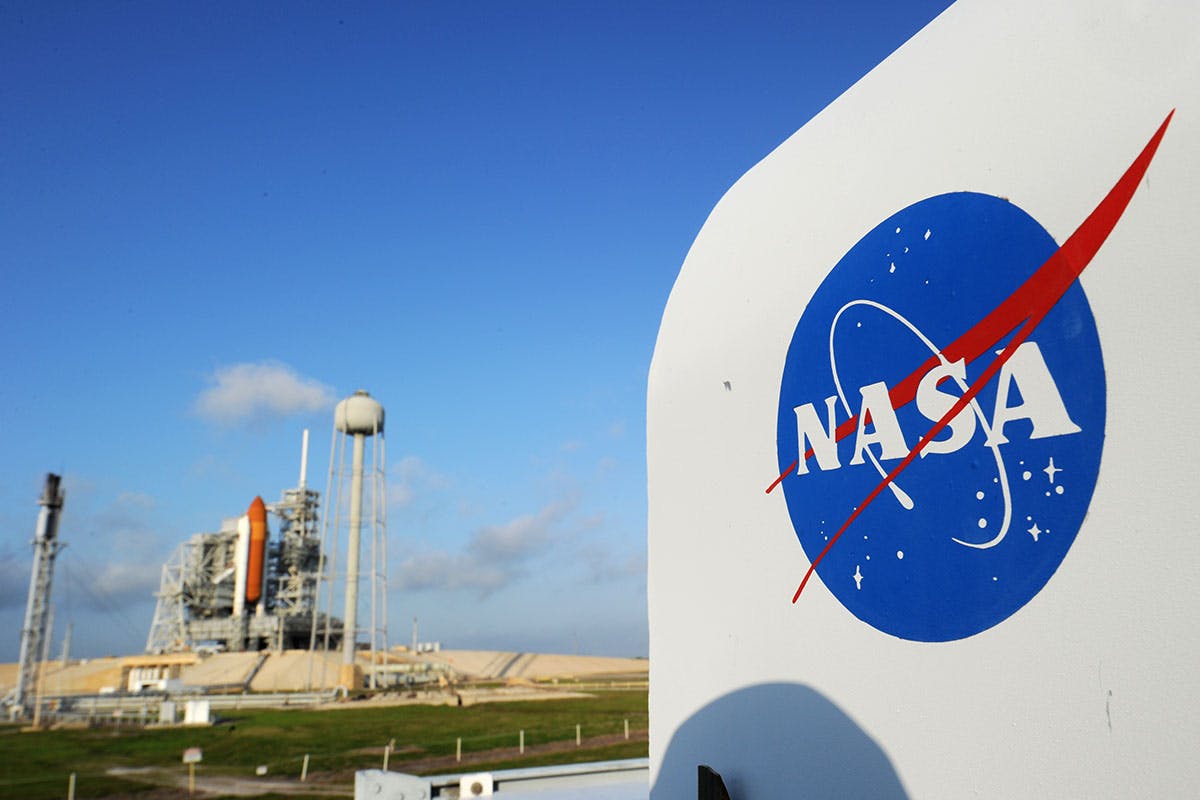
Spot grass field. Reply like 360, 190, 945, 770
0, 688, 648, 799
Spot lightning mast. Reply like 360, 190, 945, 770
13, 474, 65, 718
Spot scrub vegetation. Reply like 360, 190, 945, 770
0, 689, 648, 799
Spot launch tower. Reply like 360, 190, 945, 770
8, 474, 64, 718
145, 432, 340, 653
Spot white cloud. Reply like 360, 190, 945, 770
194, 361, 335, 424
581, 545, 647, 584
471, 502, 565, 562
57, 486, 171, 610
394, 551, 510, 595
394, 496, 576, 597
388, 456, 450, 510
85, 491, 165, 552
88, 560, 164, 605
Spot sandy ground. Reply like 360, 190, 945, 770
415, 650, 648, 680
179, 653, 262, 688
0, 649, 647, 696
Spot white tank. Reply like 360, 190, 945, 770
334, 390, 384, 435
233, 514, 250, 617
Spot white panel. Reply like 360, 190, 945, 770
648, 1, 1200, 797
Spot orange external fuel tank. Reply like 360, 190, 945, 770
245, 496, 268, 604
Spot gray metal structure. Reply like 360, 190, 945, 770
11, 473, 65, 717
145, 433, 341, 654
271, 484, 322, 618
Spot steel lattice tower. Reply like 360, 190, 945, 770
13, 474, 64, 717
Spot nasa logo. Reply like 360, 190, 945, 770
771, 115, 1170, 641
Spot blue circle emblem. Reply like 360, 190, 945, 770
776, 192, 1105, 641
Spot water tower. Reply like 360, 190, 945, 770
320, 390, 388, 689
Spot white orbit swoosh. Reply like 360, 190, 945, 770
829, 299, 1011, 549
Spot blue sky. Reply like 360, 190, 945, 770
0, 1, 953, 660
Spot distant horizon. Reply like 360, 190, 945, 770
0, 643, 652, 664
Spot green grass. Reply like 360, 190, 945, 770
430, 739, 649, 776
0, 689, 648, 799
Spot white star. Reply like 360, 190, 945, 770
853, 565, 864, 590
1027, 523, 1042, 542
1044, 457, 1062, 484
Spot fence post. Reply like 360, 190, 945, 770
519, 729, 525, 754
68, 773, 76, 800
576, 724, 581, 746
456, 737, 462, 762
624, 718, 630, 740
301, 754, 309, 782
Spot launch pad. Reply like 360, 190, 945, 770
144, 480, 340, 654
145, 392, 387, 667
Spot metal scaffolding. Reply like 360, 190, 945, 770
144, 438, 334, 655
11, 474, 65, 717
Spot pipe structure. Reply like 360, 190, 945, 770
342, 432, 365, 668
299, 429, 310, 488
233, 515, 250, 617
